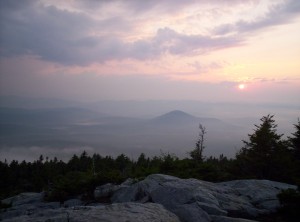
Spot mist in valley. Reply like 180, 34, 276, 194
0, 96, 298, 162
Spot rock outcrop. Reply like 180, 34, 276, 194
1, 202, 180, 222
94, 178, 136, 201
111, 174, 296, 222
1, 174, 296, 222
1, 192, 44, 207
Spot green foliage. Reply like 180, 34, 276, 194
288, 119, 300, 183
289, 119, 300, 160
0, 201, 12, 210
44, 171, 95, 202
235, 115, 294, 182
1, 115, 299, 205
277, 188, 300, 222
189, 124, 206, 162
159, 152, 178, 175
0, 151, 235, 201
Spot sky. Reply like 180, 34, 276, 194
0, 0, 300, 103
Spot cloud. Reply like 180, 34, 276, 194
0, 2, 99, 65
0, 0, 242, 65
214, 0, 300, 35
78, 0, 255, 13
0, 0, 299, 67
125, 28, 242, 61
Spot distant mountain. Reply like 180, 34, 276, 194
0, 96, 83, 109
0, 107, 106, 125
151, 110, 197, 124
0, 97, 297, 160
151, 110, 222, 126
0, 107, 246, 159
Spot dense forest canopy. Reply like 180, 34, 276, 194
1, 115, 299, 201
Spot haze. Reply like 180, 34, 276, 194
0, 0, 299, 161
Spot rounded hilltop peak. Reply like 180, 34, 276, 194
164, 110, 194, 117
153, 110, 197, 124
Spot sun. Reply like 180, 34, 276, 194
238, 84, 246, 90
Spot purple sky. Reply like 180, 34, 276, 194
0, 0, 299, 103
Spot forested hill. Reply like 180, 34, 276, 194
1, 115, 299, 202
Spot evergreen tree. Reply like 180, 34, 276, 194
235, 114, 292, 182
115, 154, 131, 177
190, 124, 206, 162
289, 119, 300, 161
288, 119, 300, 183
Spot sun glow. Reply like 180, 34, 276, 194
238, 84, 246, 90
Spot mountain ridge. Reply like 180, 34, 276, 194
152, 110, 197, 123
151, 110, 222, 125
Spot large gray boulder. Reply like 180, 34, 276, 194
217, 179, 296, 217
94, 178, 137, 200
0, 193, 60, 221
63, 198, 82, 208
112, 174, 218, 222
219, 180, 294, 212
1, 174, 296, 222
111, 174, 296, 221
211, 215, 258, 222
1, 192, 43, 207
94, 183, 120, 200
1, 203, 180, 222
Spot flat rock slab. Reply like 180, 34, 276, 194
111, 174, 296, 221
1, 202, 180, 222
1, 193, 43, 207
1, 174, 296, 222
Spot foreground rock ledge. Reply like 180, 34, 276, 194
110, 174, 296, 222
1, 174, 296, 222
0, 202, 180, 222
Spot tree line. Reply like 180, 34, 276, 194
0, 115, 299, 201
